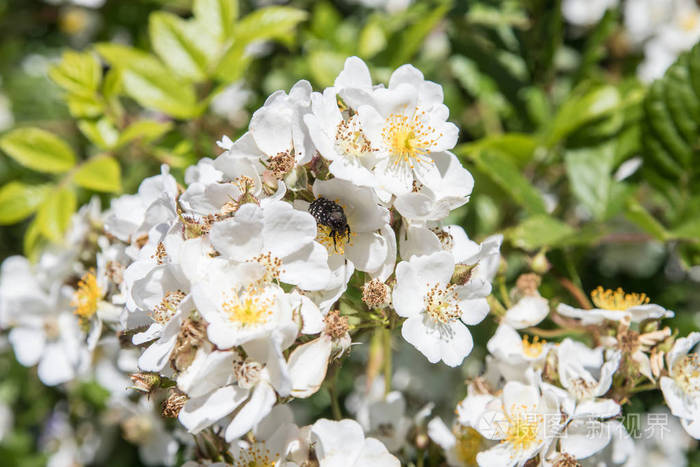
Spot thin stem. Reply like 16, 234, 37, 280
383, 327, 392, 395
416, 449, 424, 467
329, 368, 342, 420
558, 277, 593, 309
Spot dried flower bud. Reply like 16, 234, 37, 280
162, 390, 188, 418
323, 310, 350, 340
129, 372, 160, 393
451, 263, 475, 286
516, 273, 541, 296
361, 279, 391, 308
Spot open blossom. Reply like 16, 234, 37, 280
557, 286, 673, 325
310, 418, 400, 466
467, 381, 561, 467
393, 251, 490, 366
660, 332, 700, 438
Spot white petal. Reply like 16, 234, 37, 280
225, 383, 277, 441
179, 386, 248, 434
288, 336, 332, 398
9, 326, 45, 367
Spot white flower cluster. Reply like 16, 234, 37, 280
562, 0, 700, 82
0, 56, 501, 465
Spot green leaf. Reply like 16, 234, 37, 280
194, 0, 238, 40
48, 50, 101, 97
116, 120, 173, 148
456, 133, 537, 168
624, 199, 669, 242
214, 43, 251, 83
464, 148, 547, 215
96, 43, 199, 118
543, 85, 621, 147
150, 12, 209, 81
672, 218, 700, 240
308, 50, 346, 87
358, 19, 386, 59
36, 187, 77, 243
642, 44, 700, 188
386, 0, 450, 68
564, 144, 615, 220
73, 156, 121, 193
0, 128, 76, 173
0, 182, 50, 224
234, 6, 307, 44
66, 94, 103, 118
509, 215, 576, 250
78, 118, 119, 150
23, 217, 42, 261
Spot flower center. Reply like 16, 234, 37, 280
455, 426, 484, 465
316, 224, 354, 255
222, 286, 273, 327
152, 290, 186, 324
234, 442, 278, 467
335, 115, 375, 159
424, 283, 461, 324
503, 405, 542, 452
672, 353, 700, 395
590, 286, 649, 311
382, 110, 440, 168
522, 335, 545, 358
71, 270, 102, 319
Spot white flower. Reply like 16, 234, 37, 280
392, 251, 490, 366
310, 418, 400, 467
427, 417, 485, 467
624, 0, 675, 45
104, 166, 178, 244
352, 63, 459, 198
210, 200, 331, 291
557, 286, 673, 325
229, 405, 307, 466
469, 381, 561, 467
487, 324, 553, 382
393, 151, 474, 224
249, 80, 315, 165
622, 407, 695, 467
660, 332, 700, 438
562, 0, 618, 27
557, 338, 621, 404
301, 178, 396, 280
191, 260, 297, 350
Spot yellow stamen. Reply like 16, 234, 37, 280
424, 283, 461, 324
71, 270, 102, 319
316, 224, 354, 255
590, 286, 649, 311
234, 442, 279, 467
455, 426, 484, 465
222, 285, 273, 327
503, 404, 542, 452
382, 110, 440, 168
673, 353, 700, 394
522, 335, 545, 358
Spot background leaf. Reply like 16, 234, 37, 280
0, 182, 50, 225
73, 156, 122, 193
35, 187, 77, 243
0, 128, 76, 173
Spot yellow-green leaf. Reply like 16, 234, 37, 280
194, 0, 238, 40
0, 128, 76, 173
116, 120, 172, 148
234, 7, 307, 44
48, 50, 101, 97
78, 118, 119, 150
96, 43, 199, 119
509, 215, 576, 250
0, 182, 50, 224
150, 12, 209, 81
73, 156, 121, 193
23, 217, 43, 261
36, 187, 77, 243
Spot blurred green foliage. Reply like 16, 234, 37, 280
2, 0, 700, 464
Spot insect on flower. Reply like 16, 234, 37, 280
308, 197, 351, 251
